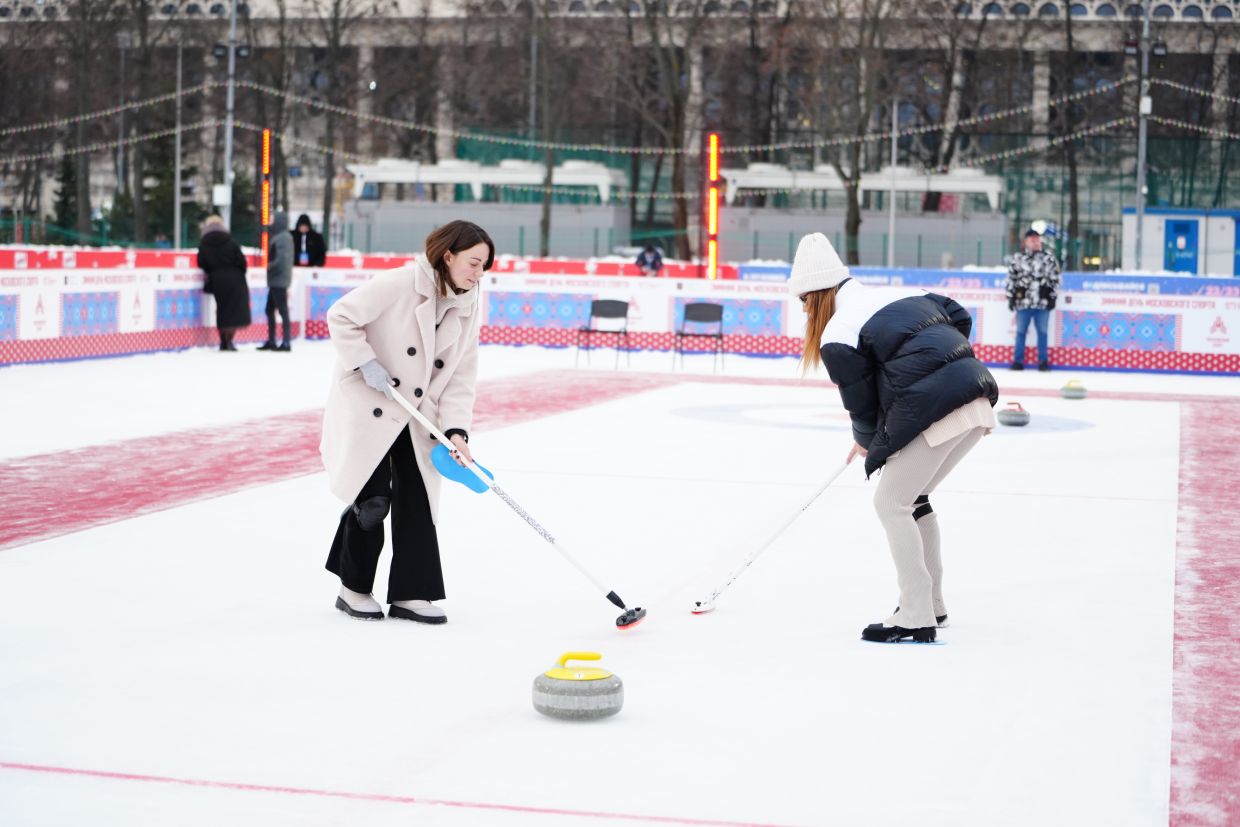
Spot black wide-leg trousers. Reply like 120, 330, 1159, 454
325, 428, 445, 603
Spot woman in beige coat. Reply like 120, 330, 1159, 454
320, 221, 494, 623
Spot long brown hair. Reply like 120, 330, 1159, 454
799, 286, 840, 372
424, 220, 496, 297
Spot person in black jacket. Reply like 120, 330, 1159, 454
292, 213, 327, 267
790, 233, 999, 644
197, 215, 251, 351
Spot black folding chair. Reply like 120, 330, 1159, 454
575, 299, 631, 368
674, 302, 725, 371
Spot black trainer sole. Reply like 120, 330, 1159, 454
388, 605, 447, 624
335, 596, 384, 620
862, 624, 937, 643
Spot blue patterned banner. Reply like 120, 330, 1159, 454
488, 292, 594, 329
672, 297, 783, 337
154, 290, 203, 330
1060, 311, 1177, 352
61, 292, 119, 337
0, 295, 16, 341
308, 286, 351, 321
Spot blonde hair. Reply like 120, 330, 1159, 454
203, 215, 226, 232
799, 286, 840, 372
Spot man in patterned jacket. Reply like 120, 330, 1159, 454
1006, 229, 1061, 371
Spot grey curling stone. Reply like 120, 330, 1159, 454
1060, 381, 1088, 400
532, 652, 624, 721
997, 402, 1031, 427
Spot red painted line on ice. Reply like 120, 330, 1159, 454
0, 762, 794, 827
1170, 400, 1240, 826
0, 371, 678, 550
3, 367, 1236, 552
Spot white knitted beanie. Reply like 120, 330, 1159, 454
787, 233, 850, 297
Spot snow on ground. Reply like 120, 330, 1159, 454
0, 340, 1233, 825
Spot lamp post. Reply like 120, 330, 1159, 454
1134, 1, 1151, 270
116, 31, 131, 198
887, 99, 897, 268
220, 0, 239, 228
174, 42, 183, 249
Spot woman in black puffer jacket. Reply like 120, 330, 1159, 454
790, 233, 999, 644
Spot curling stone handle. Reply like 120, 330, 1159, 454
1064, 380, 1084, 388
1005, 402, 1025, 412
557, 652, 602, 669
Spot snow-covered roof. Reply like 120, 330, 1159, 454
719, 164, 1004, 211
345, 158, 626, 202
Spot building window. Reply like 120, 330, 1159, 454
1095, 3, 1117, 15
1012, 2, 1031, 15
1038, 2, 1059, 15
1181, 5, 1203, 18
1212, 6, 1233, 18
1152, 4, 1174, 16
982, 1, 1002, 14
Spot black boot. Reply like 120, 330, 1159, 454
257, 340, 277, 351
1038, 361, 1050, 372
862, 623, 937, 643
276, 342, 291, 352
1010, 362, 1024, 371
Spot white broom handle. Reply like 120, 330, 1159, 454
385, 386, 612, 596
700, 459, 851, 606
387, 387, 495, 490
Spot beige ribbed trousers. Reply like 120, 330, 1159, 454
874, 427, 985, 630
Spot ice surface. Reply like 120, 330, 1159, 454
0, 341, 1231, 825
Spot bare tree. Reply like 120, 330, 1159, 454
114, 0, 185, 243
601, 0, 717, 260
907, 3, 993, 210
60, 0, 118, 238
303, 0, 392, 238
787, 0, 901, 265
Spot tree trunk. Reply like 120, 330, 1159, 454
843, 144, 863, 265
670, 148, 691, 260
322, 109, 336, 246
1066, 140, 1079, 268
74, 74, 92, 238
844, 185, 862, 266
645, 152, 664, 226
539, 148, 554, 257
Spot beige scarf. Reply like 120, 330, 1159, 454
436, 283, 478, 325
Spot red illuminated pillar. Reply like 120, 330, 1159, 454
705, 133, 720, 280
260, 129, 271, 269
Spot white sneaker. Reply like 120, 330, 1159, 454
389, 599, 447, 625
335, 587, 384, 620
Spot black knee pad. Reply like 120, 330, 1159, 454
913, 495, 934, 521
353, 496, 391, 531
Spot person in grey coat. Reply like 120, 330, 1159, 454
260, 211, 294, 351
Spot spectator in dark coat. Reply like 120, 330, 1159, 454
197, 215, 250, 352
259, 211, 294, 352
635, 245, 663, 277
292, 213, 327, 267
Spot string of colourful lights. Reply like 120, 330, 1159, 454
0, 75, 1132, 159
1148, 77, 1240, 108
0, 84, 213, 138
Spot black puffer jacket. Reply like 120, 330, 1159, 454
821, 280, 998, 477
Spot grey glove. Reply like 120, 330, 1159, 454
358, 358, 394, 399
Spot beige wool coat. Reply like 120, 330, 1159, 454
319, 256, 481, 520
